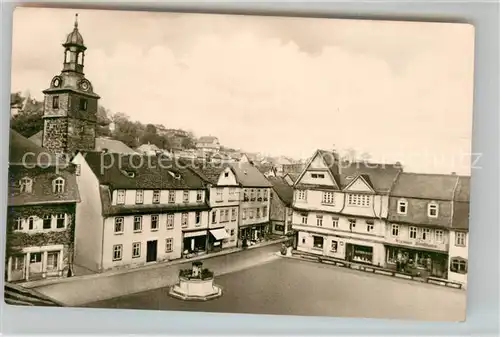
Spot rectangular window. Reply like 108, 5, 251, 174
28, 217, 34, 230
242, 209, 247, 220
30, 253, 42, 263
366, 221, 374, 232
421, 228, 431, 241
316, 215, 323, 227
347, 194, 371, 207
14, 218, 22, 231
428, 203, 439, 217
331, 240, 338, 253
113, 244, 122, 261
313, 236, 324, 249
133, 216, 142, 232
455, 232, 466, 247
249, 209, 254, 219
181, 212, 188, 227
231, 208, 237, 221
114, 217, 124, 234
243, 189, 249, 201
257, 190, 262, 201
195, 211, 201, 225
228, 188, 236, 201
250, 189, 256, 201
230, 229, 235, 236
409, 226, 417, 239
52, 96, 59, 109
56, 214, 65, 228
225, 209, 230, 222
212, 211, 217, 223
322, 192, 334, 205
397, 199, 408, 214
168, 191, 175, 203
256, 208, 261, 218
183, 190, 189, 203
46, 252, 58, 270
391, 224, 399, 237
43, 215, 52, 229
435, 230, 444, 243
332, 217, 339, 228
263, 206, 268, 217
263, 189, 269, 201
79, 98, 88, 111
301, 214, 308, 225
450, 258, 467, 274
166, 213, 174, 229
216, 188, 223, 202
135, 190, 144, 204
196, 190, 203, 202
165, 238, 173, 253
132, 242, 141, 258
151, 215, 159, 231
117, 190, 125, 205
297, 190, 307, 201
349, 219, 356, 231
152, 190, 160, 204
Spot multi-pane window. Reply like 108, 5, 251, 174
256, 208, 261, 218
28, 217, 34, 230
43, 215, 52, 229
391, 224, 399, 237
421, 228, 431, 241
331, 240, 338, 253
113, 244, 122, 261
181, 212, 188, 227
366, 221, 374, 233
316, 215, 323, 227
347, 194, 370, 207
397, 199, 408, 214
166, 213, 174, 229
263, 206, 268, 217
46, 252, 58, 270
250, 189, 256, 201
224, 210, 230, 222
349, 219, 356, 230
133, 216, 142, 232
53, 177, 65, 194
435, 230, 444, 243
311, 173, 325, 179
455, 232, 466, 247
117, 190, 125, 205
152, 190, 160, 204
196, 190, 203, 202
216, 188, 223, 202
332, 217, 339, 228
19, 177, 33, 193
428, 203, 439, 217
151, 215, 159, 231
243, 189, 249, 201
263, 189, 269, 201
257, 190, 262, 201
297, 190, 307, 201
56, 214, 65, 228
183, 190, 189, 203
229, 188, 236, 200
14, 218, 22, 231
249, 209, 255, 219
168, 191, 175, 203
242, 209, 247, 220
322, 192, 334, 205
114, 217, 124, 233
409, 226, 417, 239
231, 208, 237, 221
212, 211, 217, 223
165, 238, 173, 253
301, 214, 308, 224
135, 190, 144, 204
132, 242, 141, 258
195, 211, 201, 225
313, 236, 324, 249
450, 257, 467, 274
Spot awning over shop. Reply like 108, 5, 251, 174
210, 228, 229, 241
184, 230, 207, 238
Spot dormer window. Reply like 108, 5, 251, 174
311, 173, 325, 179
121, 170, 135, 178
428, 202, 439, 218
224, 172, 229, 178
397, 199, 408, 215
19, 177, 33, 193
52, 177, 65, 194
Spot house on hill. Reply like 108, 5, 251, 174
196, 136, 220, 153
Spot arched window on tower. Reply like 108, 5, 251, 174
64, 50, 69, 63
76, 52, 82, 65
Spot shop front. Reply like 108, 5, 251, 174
182, 230, 207, 256
7, 246, 65, 282
385, 245, 448, 279
239, 223, 269, 243
207, 228, 230, 252
345, 243, 374, 264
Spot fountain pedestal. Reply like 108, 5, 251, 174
168, 261, 222, 301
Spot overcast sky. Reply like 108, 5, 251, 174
11, 7, 475, 174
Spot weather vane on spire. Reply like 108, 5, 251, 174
74, 13, 79, 29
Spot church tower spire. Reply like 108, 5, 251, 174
42, 14, 100, 155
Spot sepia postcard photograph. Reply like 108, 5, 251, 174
5, 7, 474, 322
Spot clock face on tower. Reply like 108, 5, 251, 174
79, 79, 90, 92
52, 76, 62, 88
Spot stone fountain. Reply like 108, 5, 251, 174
168, 261, 222, 301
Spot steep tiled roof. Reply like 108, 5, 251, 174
189, 164, 230, 185
452, 175, 471, 230
10, 130, 57, 165
268, 177, 293, 206
29, 131, 136, 154
338, 162, 401, 193
229, 162, 272, 187
388, 197, 453, 228
454, 176, 470, 202
390, 172, 458, 200
83, 151, 206, 190
99, 185, 209, 216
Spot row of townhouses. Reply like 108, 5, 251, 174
290, 150, 470, 287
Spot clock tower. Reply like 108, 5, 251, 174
42, 14, 100, 154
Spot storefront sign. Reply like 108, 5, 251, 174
395, 238, 438, 249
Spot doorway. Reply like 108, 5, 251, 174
146, 240, 158, 263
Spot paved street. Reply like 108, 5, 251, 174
85, 255, 466, 322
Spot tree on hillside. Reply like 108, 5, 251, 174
10, 92, 44, 138
181, 131, 197, 149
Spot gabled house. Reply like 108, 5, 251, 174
196, 136, 220, 153
292, 149, 402, 267
71, 152, 210, 272
268, 177, 294, 235
6, 130, 80, 282
448, 175, 470, 287
387, 172, 460, 279
283, 172, 299, 186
